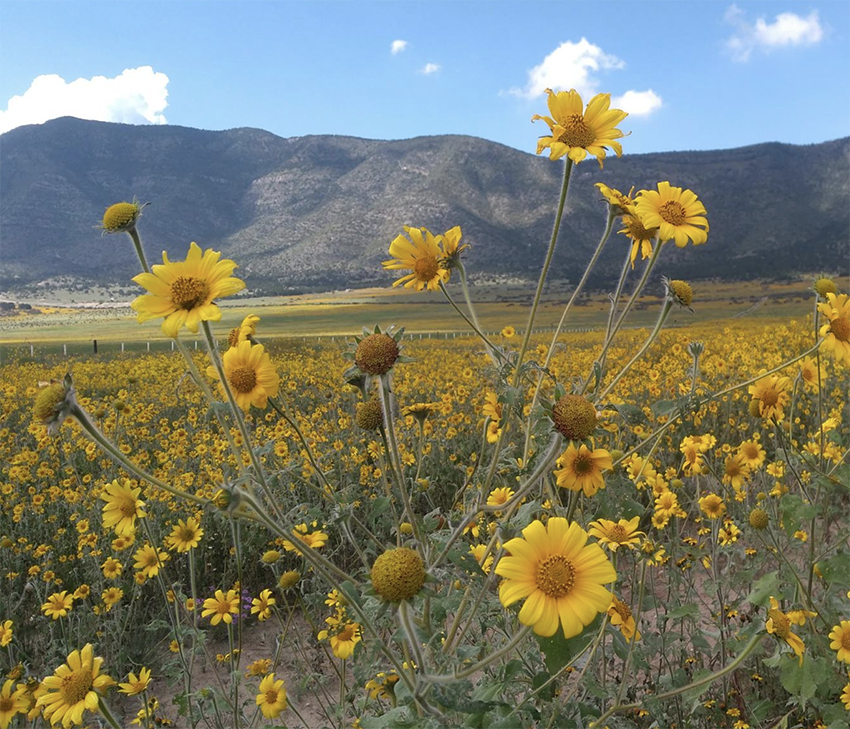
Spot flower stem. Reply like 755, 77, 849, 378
512, 159, 573, 390
127, 227, 150, 274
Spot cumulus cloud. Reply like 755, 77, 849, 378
612, 89, 663, 117
725, 5, 823, 62
390, 39, 408, 55
0, 66, 169, 134
419, 63, 441, 75
507, 39, 662, 117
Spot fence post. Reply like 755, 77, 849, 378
171, 341, 175, 351
194, 340, 198, 350
121, 342, 125, 352
147, 342, 150, 351
30, 344, 34, 357
63, 344, 67, 356
93, 339, 98, 355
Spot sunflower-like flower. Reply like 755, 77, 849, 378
818, 293, 850, 365
829, 621, 850, 663
748, 372, 792, 421
0, 620, 12, 648
256, 673, 287, 719
131, 241, 245, 338
0, 679, 28, 728
282, 522, 329, 554
318, 612, 362, 659
383, 227, 451, 291
532, 89, 628, 167
100, 199, 147, 234
250, 589, 276, 621
100, 479, 145, 536
206, 339, 280, 412
635, 182, 708, 248
118, 668, 151, 696
495, 517, 616, 639
698, 493, 726, 519
595, 183, 636, 216
618, 211, 659, 268
799, 356, 827, 392
587, 517, 644, 551
554, 443, 612, 497
227, 314, 261, 348
37, 644, 114, 728
165, 516, 204, 553
33, 376, 77, 435
608, 596, 640, 642
201, 589, 239, 626
132, 544, 168, 580
766, 597, 815, 665
42, 592, 74, 621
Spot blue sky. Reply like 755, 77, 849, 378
1, 1, 847, 154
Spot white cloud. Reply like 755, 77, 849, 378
509, 38, 624, 99
724, 5, 823, 62
612, 89, 663, 117
507, 39, 662, 116
0, 66, 169, 134
390, 39, 408, 55
419, 63, 441, 75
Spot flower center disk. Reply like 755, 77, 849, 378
558, 115, 596, 148
171, 276, 210, 310
536, 555, 575, 598
830, 316, 850, 342
61, 671, 93, 705
229, 367, 257, 393
659, 200, 687, 226
413, 255, 440, 282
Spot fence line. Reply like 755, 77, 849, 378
2, 323, 685, 361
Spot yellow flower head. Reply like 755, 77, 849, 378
228, 314, 261, 348
132, 544, 168, 579
748, 372, 792, 421
206, 340, 280, 413
165, 516, 204, 553
595, 183, 636, 216
0, 679, 28, 727
532, 89, 628, 167
318, 614, 362, 660
554, 443, 612, 497
829, 621, 850, 664
698, 493, 726, 520
766, 597, 806, 665
100, 200, 147, 234
118, 667, 151, 696
371, 547, 426, 603
587, 517, 644, 551
608, 596, 640, 642
201, 589, 239, 626
635, 182, 708, 248
251, 589, 276, 621
41, 591, 74, 620
37, 644, 114, 728
382, 226, 450, 291
131, 241, 245, 338
495, 517, 617, 639
100, 479, 146, 537
256, 673, 287, 718
818, 293, 850, 365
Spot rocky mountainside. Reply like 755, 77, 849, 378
1, 117, 848, 294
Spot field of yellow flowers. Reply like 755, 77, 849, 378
1, 85, 849, 729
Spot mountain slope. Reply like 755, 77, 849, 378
1, 117, 848, 293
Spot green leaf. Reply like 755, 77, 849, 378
535, 615, 601, 673
613, 403, 647, 425
746, 570, 780, 607
779, 657, 818, 706
666, 603, 699, 620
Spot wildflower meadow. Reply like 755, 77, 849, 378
1, 87, 849, 729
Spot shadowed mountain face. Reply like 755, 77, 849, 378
2, 117, 848, 293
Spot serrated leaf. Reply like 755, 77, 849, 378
746, 570, 780, 607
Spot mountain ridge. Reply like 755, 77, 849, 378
1, 117, 848, 294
